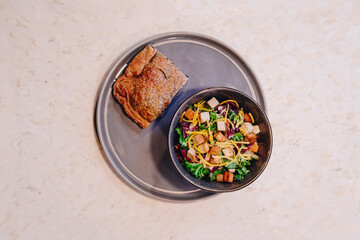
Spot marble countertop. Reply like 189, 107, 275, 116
1, 0, 359, 239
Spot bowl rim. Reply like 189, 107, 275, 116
167, 87, 273, 193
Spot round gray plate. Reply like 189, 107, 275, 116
95, 32, 267, 201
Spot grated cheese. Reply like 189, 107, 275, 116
226, 118, 235, 129
207, 121, 214, 144
198, 154, 228, 167
192, 101, 206, 126
187, 135, 194, 150
193, 144, 206, 154
249, 113, 254, 123
199, 107, 212, 112
227, 140, 250, 144
180, 112, 185, 123
224, 105, 229, 122
214, 118, 225, 122
186, 131, 208, 135
218, 100, 239, 108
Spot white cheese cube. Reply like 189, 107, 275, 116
207, 97, 219, 109
200, 112, 210, 123
187, 149, 196, 162
217, 120, 226, 131
228, 168, 235, 173
253, 125, 260, 134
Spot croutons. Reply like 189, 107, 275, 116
216, 174, 224, 182
253, 125, 260, 134
210, 157, 221, 164
249, 142, 259, 153
225, 122, 230, 131
207, 97, 219, 109
216, 172, 234, 182
224, 122, 230, 138
214, 132, 227, 142
193, 134, 205, 146
200, 112, 210, 123
223, 172, 234, 183
197, 142, 210, 153
222, 147, 234, 157
244, 150, 259, 159
209, 145, 222, 155
239, 122, 254, 135
184, 108, 195, 120
245, 133, 257, 144
187, 149, 197, 162
217, 120, 226, 131
244, 113, 252, 122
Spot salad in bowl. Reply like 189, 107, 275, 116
168, 87, 272, 192
174, 97, 260, 183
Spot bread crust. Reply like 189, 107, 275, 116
113, 45, 188, 128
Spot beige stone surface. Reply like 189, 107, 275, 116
1, 0, 359, 239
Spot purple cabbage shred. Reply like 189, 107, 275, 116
217, 105, 226, 115
227, 128, 235, 139
181, 149, 190, 161
228, 102, 239, 114
180, 122, 190, 138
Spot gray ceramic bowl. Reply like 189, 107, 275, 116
168, 87, 273, 192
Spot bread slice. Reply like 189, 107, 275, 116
113, 45, 188, 128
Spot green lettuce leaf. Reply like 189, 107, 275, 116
228, 110, 239, 123
210, 111, 221, 120
209, 168, 223, 181
175, 127, 189, 149
182, 161, 209, 179
230, 132, 243, 141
